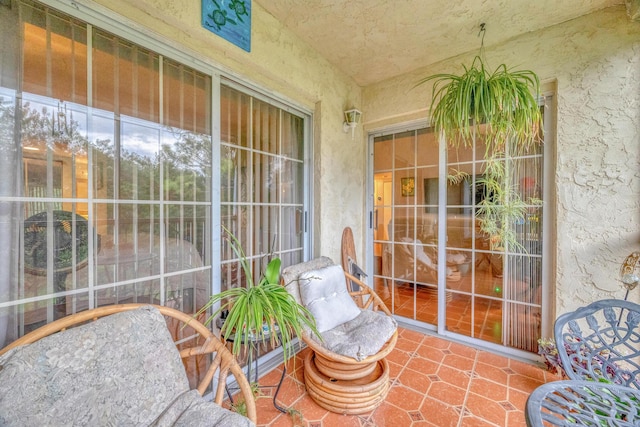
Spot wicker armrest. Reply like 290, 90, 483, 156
344, 271, 393, 315
0, 303, 257, 424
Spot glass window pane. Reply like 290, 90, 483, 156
253, 205, 278, 255
166, 270, 210, 314
120, 118, 160, 200
94, 278, 160, 307
394, 130, 415, 169
221, 146, 250, 204
95, 203, 160, 286
119, 42, 159, 123
91, 110, 116, 198
194, 74, 211, 135
281, 111, 303, 160
505, 302, 541, 351
92, 31, 117, 113
253, 100, 278, 153
21, 4, 87, 104
221, 85, 250, 148
165, 204, 208, 269
374, 113, 546, 354
394, 281, 416, 319
0, 2, 312, 353
222, 209, 250, 262
281, 158, 302, 205
416, 128, 437, 167
374, 134, 393, 172
163, 60, 210, 134
281, 206, 303, 252
394, 170, 416, 205
94, 29, 160, 123
220, 85, 307, 295
163, 128, 212, 203
253, 152, 279, 203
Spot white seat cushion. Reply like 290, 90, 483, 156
299, 264, 361, 333
281, 256, 334, 305
319, 310, 397, 361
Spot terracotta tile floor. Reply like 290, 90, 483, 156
252, 328, 561, 427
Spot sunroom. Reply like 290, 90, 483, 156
0, 0, 638, 425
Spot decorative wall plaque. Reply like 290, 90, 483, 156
202, 0, 251, 52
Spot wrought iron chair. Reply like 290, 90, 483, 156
526, 299, 640, 426
526, 380, 640, 426
553, 298, 640, 389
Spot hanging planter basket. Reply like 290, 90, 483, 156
418, 55, 542, 154
417, 52, 543, 252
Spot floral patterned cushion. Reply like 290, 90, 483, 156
150, 389, 253, 427
0, 306, 253, 427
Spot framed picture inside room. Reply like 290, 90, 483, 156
401, 177, 415, 197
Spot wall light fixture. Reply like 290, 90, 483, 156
343, 108, 362, 140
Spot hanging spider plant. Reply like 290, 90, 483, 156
417, 54, 543, 251
196, 227, 320, 365
418, 55, 541, 154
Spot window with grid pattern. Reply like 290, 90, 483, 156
0, 1, 212, 343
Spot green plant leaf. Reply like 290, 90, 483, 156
195, 228, 321, 366
416, 55, 543, 253
262, 257, 281, 286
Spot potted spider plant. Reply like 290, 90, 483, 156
196, 228, 320, 365
417, 54, 543, 251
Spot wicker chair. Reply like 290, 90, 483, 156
553, 299, 640, 389
0, 303, 257, 424
282, 257, 398, 415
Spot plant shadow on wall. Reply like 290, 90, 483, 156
416, 24, 543, 253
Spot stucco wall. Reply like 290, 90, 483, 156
72, 0, 366, 262
363, 5, 640, 317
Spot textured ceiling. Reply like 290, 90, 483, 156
256, 0, 624, 86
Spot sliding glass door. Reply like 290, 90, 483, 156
0, 1, 213, 342
0, 1, 311, 357
371, 105, 549, 354
219, 84, 307, 294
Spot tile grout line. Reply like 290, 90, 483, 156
393, 333, 430, 426
389, 335, 414, 426
456, 348, 478, 427
412, 335, 431, 425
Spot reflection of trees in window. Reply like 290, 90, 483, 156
118, 142, 160, 201
0, 97, 89, 220
221, 145, 238, 224
90, 123, 211, 259
0, 93, 16, 157
162, 128, 211, 203
0, 2, 216, 353
90, 126, 212, 202
162, 129, 212, 259
5, 100, 89, 156
1, 94, 211, 201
